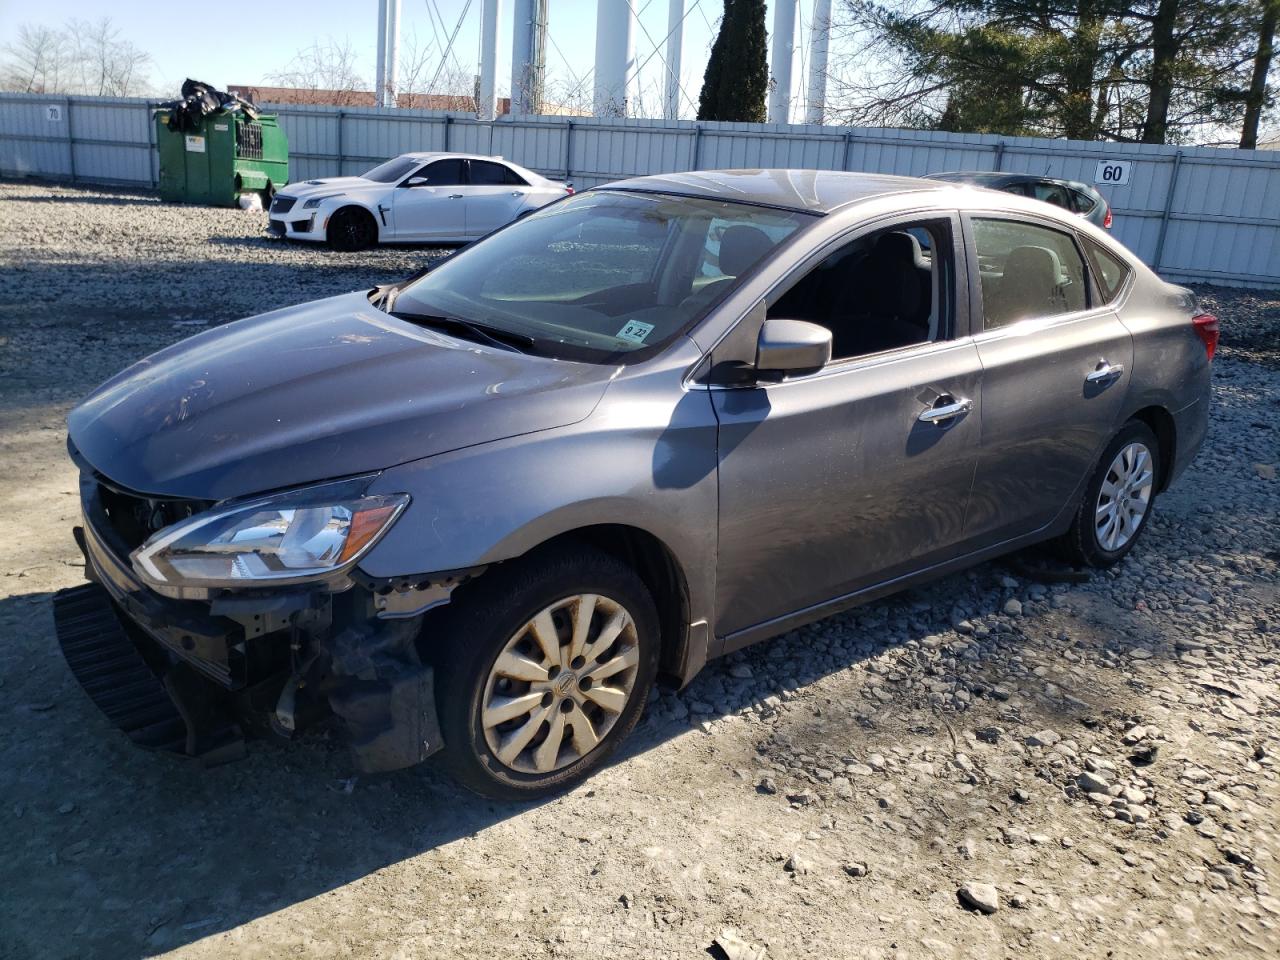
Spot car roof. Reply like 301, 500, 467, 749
399, 151, 525, 168
930, 170, 1097, 193
596, 169, 949, 213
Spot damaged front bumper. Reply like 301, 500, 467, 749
54, 477, 450, 774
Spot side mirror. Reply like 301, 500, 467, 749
755, 319, 832, 376
404, 176, 430, 188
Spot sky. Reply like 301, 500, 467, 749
0, 0, 823, 118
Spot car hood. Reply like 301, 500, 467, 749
68, 291, 614, 501
278, 176, 380, 200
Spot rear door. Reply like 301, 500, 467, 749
465, 160, 530, 237
961, 213, 1132, 547
389, 158, 467, 241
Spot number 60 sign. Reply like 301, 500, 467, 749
1094, 160, 1131, 186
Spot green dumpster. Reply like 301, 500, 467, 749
155, 111, 289, 207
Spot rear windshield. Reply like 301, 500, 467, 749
389, 190, 813, 362
362, 157, 420, 183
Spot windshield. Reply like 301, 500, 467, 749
362, 157, 420, 183
389, 190, 813, 362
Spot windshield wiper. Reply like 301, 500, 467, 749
389, 311, 535, 354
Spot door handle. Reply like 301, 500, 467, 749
448, 193, 464, 199
511, 191, 522, 196
1086, 360, 1124, 384
918, 396, 972, 425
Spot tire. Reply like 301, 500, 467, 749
327, 207, 377, 251
1058, 420, 1161, 568
430, 544, 660, 800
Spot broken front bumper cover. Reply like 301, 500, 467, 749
56, 506, 445, 773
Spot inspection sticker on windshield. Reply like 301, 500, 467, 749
616, 320, 655, 344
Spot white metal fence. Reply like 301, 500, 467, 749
2, 92, 1278, 288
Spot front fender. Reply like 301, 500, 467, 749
357, 351, 719, 634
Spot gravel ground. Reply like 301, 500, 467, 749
0, 180, 1278, 959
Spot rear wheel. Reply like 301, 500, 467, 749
327, 207, 377, 251
1059, 421, 1161, 567
431, 545, 659, 800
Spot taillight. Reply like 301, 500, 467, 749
1192, 313, 1219, 361
1103, 206, 1113, 229
564, 185, 575, 195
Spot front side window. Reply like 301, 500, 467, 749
767, 219, 953, 361
413, 159, 466, 187
972, 218, 1088, 329
390, 191, 811, 361
362, 156, 420, 183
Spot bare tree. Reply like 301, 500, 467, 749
1, 23, 65, 93
62, 18, 152, 96
1, 17, 151, 96
397, 29, 479, 111
269, 38, 366, 105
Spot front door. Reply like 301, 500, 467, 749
961, 214, 1133, 547
712, 215, 983, 639
390, 158, 467, 241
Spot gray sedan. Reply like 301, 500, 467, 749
58, 169, 1215, 799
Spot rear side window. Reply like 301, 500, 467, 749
469, 160, 525, 186
415, 159, 466, 186
972, 218, 1088, 329
1082, 236, 1131, 303
1030, 182, 1072, 210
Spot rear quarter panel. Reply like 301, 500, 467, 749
1113, 268, 1211, 485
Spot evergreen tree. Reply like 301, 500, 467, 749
697, 0, 769, 122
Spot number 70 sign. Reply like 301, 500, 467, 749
1094, 159, 1131, 186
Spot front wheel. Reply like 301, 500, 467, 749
431, 545, 660, 800
1058, 421, 1161, 567
327, 207, 377, 251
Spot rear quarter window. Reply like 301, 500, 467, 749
1081, 236, 1132, 303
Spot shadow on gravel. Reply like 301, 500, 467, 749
0, 590, 554, 959
0, 537, 1224, 958
0, 569, 1003, 958
10, 194, 161, 208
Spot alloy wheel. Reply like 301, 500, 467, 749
1095, 441, 1154, 551
480, 593, 640, 775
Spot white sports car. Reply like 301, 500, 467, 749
266, 152, 572, 250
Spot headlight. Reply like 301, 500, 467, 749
303, 193, 344, 208
131, 478, 408, 588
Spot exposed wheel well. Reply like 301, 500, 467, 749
526, 526, 691, 686
1129, 406, 1176, 491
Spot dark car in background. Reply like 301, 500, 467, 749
928, 171, 1113, 229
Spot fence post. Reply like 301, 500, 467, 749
691, 123, 703, 171
145, 100, 157, 187
442, 114, 451, 152
1153, 150, 1183, 272
564, 120, 574, 181
992, 139, 1005, 172
336, 110, 345, 174
65, 97, 76, 182
841, 129, 853, 170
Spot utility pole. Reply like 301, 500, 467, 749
664, 0, 685, 120
594, 0, 638, 117
479, 0, 502, 120
768, 0, 798, 123
804, 0, 832, 125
